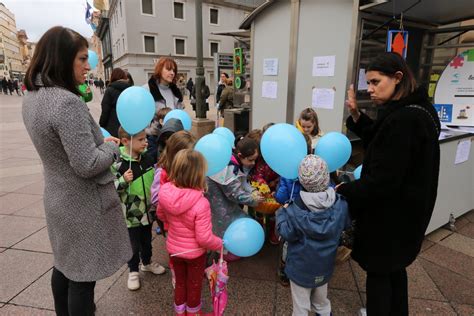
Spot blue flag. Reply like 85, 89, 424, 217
85, 2, 92, 24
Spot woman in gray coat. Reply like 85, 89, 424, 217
22, 26, 132, 316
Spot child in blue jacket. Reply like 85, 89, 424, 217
276, 155, 350, 316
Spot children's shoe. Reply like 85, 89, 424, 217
269, 229, 280, 245
127, 272, 140, 290
358, 308, 367, 316
141, 262, 166, 275
335, 246, 352, 264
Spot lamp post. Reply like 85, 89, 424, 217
194, 0, 205, 119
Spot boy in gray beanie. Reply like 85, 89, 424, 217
276, 155, 350, 316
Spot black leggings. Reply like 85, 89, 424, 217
366, 268, 408, 316
51, 267, 96, 316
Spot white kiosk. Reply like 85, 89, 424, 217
239, 0, 474, 233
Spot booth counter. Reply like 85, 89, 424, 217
427, 131, 474, 234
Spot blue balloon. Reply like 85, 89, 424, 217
100, 127, 111, 138
116, 86, 155, 135
261, 123, 307, 179
223, 218, 265, 257
213, 127, 235, 147
195, 134, 232, 176
88, 50, 99, 70
353, 165, 362, 180
315, 132, 352, 172
164, 109, 192, 131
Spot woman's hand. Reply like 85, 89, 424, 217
123, 169, 134, 183
345, 84, 360, 122
104, 136, 120, 145
254, 192, 266, 203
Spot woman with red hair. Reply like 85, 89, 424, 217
144, 57, 184, 158
145, 57, 183, 134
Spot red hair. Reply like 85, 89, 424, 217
154, 57, 178, 84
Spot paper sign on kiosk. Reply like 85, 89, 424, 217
312, 56, 335, 77
263, 58, 278, 76
262, 81, 278, 99
454, 139, 471, 165
312, 88, 335, 109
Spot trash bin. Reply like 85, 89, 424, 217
223, 108, 250, 135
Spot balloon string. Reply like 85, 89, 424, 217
289, 181, 296, 202
128, 136, 133, 195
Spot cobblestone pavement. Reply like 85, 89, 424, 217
1, 88, 473, 315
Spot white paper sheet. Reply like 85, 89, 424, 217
358, 68, 368, 90
312, 88, 335, 109
454, 139, 471, 165
262, 81, 278, 99
312, 55, 335, 77
263, 58, 278, 76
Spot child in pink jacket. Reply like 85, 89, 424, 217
157, 149, 222, 316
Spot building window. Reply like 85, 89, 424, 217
210, 41, 219, 57
141, 0, 154, 15
122, 38, 125, 52
173, 2, 184, 20
210, 8, 219, 25
120, 0, 122, 16
174, 38, 186, 55
144, 35, 156, 53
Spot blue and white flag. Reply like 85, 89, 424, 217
85, 2, 92, 24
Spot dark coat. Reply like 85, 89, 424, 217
218, 86, 234, 115
146, 77, 183, 106
338, 88, 440, 273
186, 79, 194, 92
99, 80, 131, 137
216, 83, 225, 103
191, 84, 210, 112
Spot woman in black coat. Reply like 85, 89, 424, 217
99, 68, 131, 137
337, 53, 440, 315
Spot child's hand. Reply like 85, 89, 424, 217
335, 182, 345, 192
104, 136, 120, 145
123, 169, 134, 183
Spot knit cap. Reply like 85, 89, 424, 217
298, 155, 330, 193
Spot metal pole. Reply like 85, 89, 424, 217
195, 0, 206, 119
285, 0, 300, 124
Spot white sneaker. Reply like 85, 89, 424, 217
127, 272, 140, 291
358, 308, 367, 316
140, 262, 166, 275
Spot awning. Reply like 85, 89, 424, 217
360, 0, 474, 26
240, 0, 474, 29
211, 30, 251, 38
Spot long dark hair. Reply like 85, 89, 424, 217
24, 26, 88, 95
366, 52, 416, 100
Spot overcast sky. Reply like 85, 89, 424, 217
2, 0, 94, 42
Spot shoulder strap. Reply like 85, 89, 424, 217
407, 104, 440, 135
